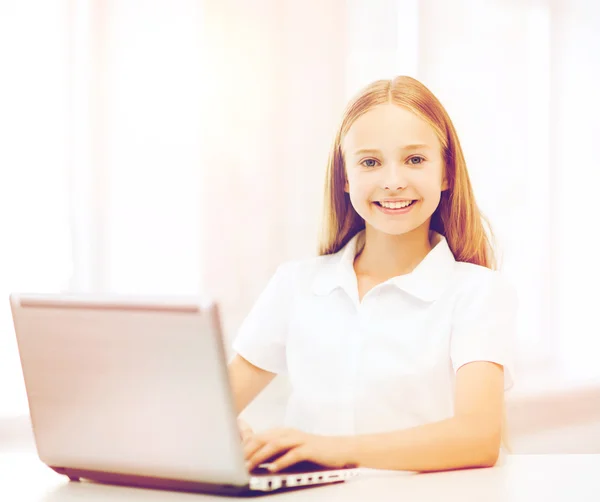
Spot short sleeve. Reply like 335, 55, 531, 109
450, 271, 518, 391
231, 262, 297, 374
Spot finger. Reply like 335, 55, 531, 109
247, 443, 286, 472
240, 426, 253, 436
244, 428, 289, 453
243, 437, 267, 461
241, 430, 254, 443
254, 428, 292, 442
237, 418, 251, 431
244, 429, 304, 469
237, 419, 253, 438
266, 447, 306, 473
247, 439, 296, 472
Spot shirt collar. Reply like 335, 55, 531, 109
312, 229, 457, 302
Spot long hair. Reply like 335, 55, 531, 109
318, 76, 497, 271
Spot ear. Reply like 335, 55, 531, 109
344, 179, 349, 193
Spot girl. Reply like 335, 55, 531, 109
228, 76, 517, 473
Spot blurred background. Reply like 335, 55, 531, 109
1, 0, 599, 453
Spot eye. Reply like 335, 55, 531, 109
408, 156, 425, 165
360, 158, 379, 168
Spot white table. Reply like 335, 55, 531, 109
1, 451, 599, 501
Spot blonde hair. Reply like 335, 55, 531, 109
318, 75, 511, 453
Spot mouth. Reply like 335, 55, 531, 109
373, 199, 418, 214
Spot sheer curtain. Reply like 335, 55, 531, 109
0, 0, 71, 418
550, 0, 600, 380
416, 0, 555, 374
201, 0, 600, 388
1, 0, 599, 419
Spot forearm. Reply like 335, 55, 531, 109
345, 416, 500, 472
228, 355, 276, 415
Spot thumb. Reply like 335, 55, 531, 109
237, 418, 253, 440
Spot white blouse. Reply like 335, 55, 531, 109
232, 230, 518, 436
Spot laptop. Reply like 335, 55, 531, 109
9, 293, 360, 496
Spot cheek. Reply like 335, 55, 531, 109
414, 170, 444, 196
347, 183, 374, 211
345, 178, 373, 217
347, 173, 374, 197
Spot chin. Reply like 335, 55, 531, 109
365, 222, 419, 236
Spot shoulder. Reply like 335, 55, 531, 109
271, 253, 339, 292
452, 262, 518, 311
275, 253, 337, 274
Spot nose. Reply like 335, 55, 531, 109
382, 163, 408, 190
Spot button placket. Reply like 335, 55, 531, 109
353, 289, 385, 434
349, 292, 371, 434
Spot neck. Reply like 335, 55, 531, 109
354, 223, 433, 280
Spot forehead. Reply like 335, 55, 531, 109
342, 103, 440, 153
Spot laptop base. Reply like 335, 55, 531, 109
50, 466, 345, 497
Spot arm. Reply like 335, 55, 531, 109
346, 361, 504, 471
228, 263, 297, 416
244, 361, 505, 472
245, 273, 515, 473
228, 354, 277, 416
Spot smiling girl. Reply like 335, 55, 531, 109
228, 76, 517, 473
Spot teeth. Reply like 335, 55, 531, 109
380, 200, 413, 209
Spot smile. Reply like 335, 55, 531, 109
373, 200, 418, 214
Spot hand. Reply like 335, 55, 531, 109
237, 418, 254, 443
243, 427, 357, 473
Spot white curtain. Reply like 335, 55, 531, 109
0, 0, 72, 418
1, 0, 599, 419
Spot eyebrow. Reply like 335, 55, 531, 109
352, 144, 431, 156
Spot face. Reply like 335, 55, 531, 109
342, 103, 448, 237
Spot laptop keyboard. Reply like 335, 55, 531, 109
251, 460, 340, 475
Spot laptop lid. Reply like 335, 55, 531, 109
9, 293, 249, 487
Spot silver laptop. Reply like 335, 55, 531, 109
9, 293, 359, 496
